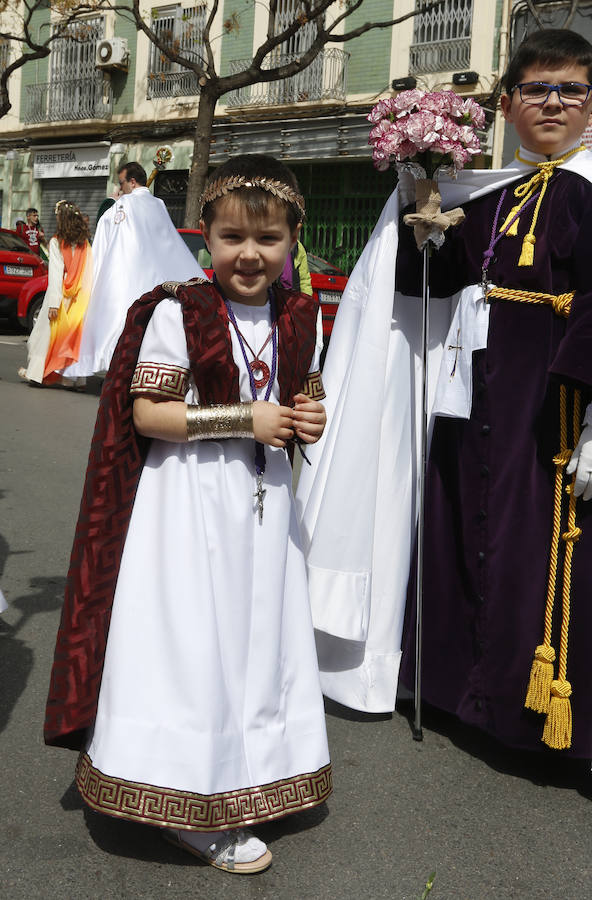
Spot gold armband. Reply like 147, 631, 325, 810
186, 403, 254, 442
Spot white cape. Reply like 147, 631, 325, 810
296, 147, 592, 713
62, 187, 205, 377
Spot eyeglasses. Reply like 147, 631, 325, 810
512, 81, 592, 106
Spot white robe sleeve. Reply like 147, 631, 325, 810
130, 298, 193, 402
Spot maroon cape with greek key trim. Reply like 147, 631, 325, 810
44, 279, 318, 749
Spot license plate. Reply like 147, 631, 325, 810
319, 290, 341, 305
4, 264, 33, 277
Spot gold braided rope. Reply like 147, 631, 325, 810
199, 175, 305, 221
524, 386, 582, 749
500, 144, 585, 267
524, 388, 568, 713
542, 390, 582, 750
486, 287, 574, 318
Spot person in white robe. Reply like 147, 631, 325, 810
62, 162, 205, 378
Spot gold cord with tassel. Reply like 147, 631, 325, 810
524, 385, 568, 713
542, 390, 581, 750
523, 385, 582, 749
499, 145, 585, 267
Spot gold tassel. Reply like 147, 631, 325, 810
499, 207, 520, 236
525, 644, 555, 713
542, 679, 572, 749
518, 234, 536, 267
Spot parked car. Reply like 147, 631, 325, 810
0, 229, 47, 329
177, 229, 348, 341
306, 252, 348, 342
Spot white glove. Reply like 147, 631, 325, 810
566, 402, 592, 501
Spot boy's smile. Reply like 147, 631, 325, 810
202, 196, 299, 306
501, 63, 592, 157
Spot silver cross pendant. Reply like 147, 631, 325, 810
254, 474, 266, 524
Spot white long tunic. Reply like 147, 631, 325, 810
80, 297, 331, 830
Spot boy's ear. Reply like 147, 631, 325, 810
500, 93, 513, 123
200, 219, 210, 250
290, 222, 302, 248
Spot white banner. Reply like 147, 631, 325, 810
33, 146, 110, 179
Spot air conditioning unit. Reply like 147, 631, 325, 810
95, 38, 129, 71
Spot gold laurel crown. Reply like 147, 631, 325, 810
199, 175, 305, 221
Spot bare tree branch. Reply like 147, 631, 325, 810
202, 0, 219, 74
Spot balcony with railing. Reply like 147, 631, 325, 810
226, 48, 348, 109
409, 0, 473, 75
147, 69, 200, 100
409, 38, 471, 74
24, 73, 112, 124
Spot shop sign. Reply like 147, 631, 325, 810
33, 145, 110, 179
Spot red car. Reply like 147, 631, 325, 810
177, 228, 348, 341
0, 229, 47, 329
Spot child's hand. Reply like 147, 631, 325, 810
292, 393, 326, 444
252, 400, 295, 448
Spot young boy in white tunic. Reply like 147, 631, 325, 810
44, 155, 331, 874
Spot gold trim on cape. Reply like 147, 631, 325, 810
75, 753, 332, 831
161, 277, 210, 298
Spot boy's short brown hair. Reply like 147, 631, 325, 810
504, 28, 592, 93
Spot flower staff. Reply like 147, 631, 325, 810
368, 89, 484, 739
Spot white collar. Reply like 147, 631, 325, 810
515, 140, 584, 164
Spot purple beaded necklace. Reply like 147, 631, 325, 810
481, 186, 542, 296
214, 275, 278, 523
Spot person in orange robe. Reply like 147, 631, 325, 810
19, 201, 92, 387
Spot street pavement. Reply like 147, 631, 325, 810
1, 326, 591, 900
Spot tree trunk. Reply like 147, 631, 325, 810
184, 85, 219, 228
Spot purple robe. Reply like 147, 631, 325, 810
398, 168, 592, 757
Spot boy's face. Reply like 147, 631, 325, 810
201, 196, 300, 307
501, 63, 592, 157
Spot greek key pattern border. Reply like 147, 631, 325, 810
301, 370, 326, 401
130, 362, 189, 401
75, 753, 332, 831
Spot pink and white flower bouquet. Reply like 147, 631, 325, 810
368, 89, 484, 177
368, 90, 484, 248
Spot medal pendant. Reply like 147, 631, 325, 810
250, 359, 270, 389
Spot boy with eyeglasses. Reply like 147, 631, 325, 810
395, 28, 592, 757
299, 29, 592, 759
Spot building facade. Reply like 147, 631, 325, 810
0, 0, 509, 272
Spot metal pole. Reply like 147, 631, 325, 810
413, 243, 430, 742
